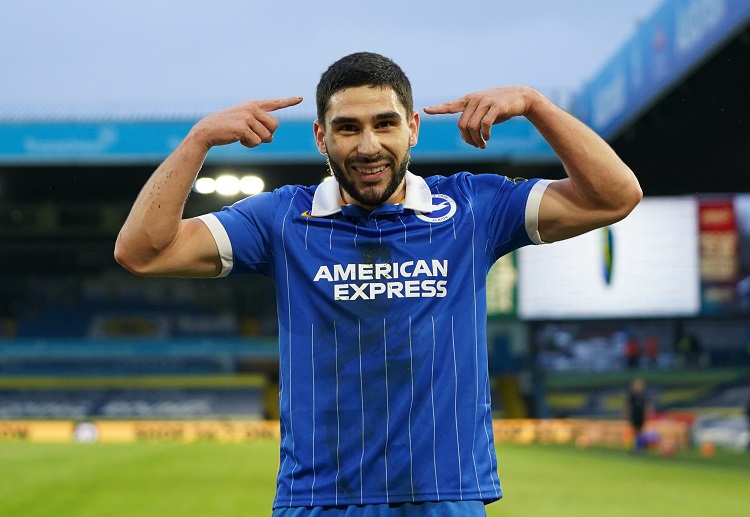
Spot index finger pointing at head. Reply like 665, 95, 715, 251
423, 97, 467, 115
258, 96, 304, 112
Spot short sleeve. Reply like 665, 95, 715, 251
198, 191, 278, 277
464, 174, 552, 258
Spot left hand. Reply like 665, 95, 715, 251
423, 86, 535, 148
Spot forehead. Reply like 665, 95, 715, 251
325, 86, 407, 123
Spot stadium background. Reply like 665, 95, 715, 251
1, 0, 749, 459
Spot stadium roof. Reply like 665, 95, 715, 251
0, 0, 750, 193
572, 0, 750, 141
1, 0, 749, 273
607, 0, 750, 196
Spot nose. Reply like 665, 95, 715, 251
357, 129, 381, 156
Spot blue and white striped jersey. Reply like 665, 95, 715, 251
199, 171, 550, 509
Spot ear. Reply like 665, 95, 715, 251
313, 120, 327, 154
409, 111, 420, 147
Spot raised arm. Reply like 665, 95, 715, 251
424, 86, 642, 242
114, 97, 303, 277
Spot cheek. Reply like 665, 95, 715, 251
386, 135, 412, 157
331, 139, 360, 162
326, 136, 345, 154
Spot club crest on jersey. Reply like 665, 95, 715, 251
415, 194, 457, 223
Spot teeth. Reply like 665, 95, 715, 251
355, 164, 387, 175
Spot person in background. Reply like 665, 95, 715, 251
624, 336, 641, 370
677, 331, 703, 368
626, 377, 650, 453
645, 335, 659, 369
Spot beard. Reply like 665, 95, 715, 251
327, 149, 410, 208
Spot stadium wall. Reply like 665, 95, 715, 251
0, 418, 691, 452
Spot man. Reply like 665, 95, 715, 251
115, 52, 641, 516
626, 377, 650, 453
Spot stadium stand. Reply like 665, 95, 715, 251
1, 0, 749, 423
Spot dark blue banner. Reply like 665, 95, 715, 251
573, 0, 750, 139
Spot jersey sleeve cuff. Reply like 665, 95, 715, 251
525, 179, 553, 245
197, 214, 233, 277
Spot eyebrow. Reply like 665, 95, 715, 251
374, 111, 403, 122
329, 111, 403, 126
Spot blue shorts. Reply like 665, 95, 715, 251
271, 501, 486, 517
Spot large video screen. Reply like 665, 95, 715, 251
517, 196, 700, 319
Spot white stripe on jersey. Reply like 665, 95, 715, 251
304, 217, 310, 250
358, 320, 364, 504
374, 218, 382, 244
408, 316, 415, 502
458, 187, 483, 499
383, 318, 390, 503
334, 320, 341, 506
277, 350, 289, 505
281, 189, 300, 505
483, 370, 500, 499
397, 215, 407, 243
430, 316, 439, 498
450, 316, 463, 499
310, 323, 316, 506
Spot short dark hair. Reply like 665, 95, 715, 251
316, 52, 413, 125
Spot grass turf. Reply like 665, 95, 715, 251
1, 441, 748, 516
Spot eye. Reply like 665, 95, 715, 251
376, 120, 396, 129
337, 124, 358, 133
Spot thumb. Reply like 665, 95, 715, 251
259, 96, 304, 112
423, 97, 467, 115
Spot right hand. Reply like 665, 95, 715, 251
189, 97, 303, 150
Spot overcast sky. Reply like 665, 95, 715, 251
1, 0, 664, 119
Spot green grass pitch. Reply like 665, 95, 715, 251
1, 441, 748, 516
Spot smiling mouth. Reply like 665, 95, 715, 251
352, 164, 388, 175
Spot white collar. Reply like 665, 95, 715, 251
310, 170, 434, 216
